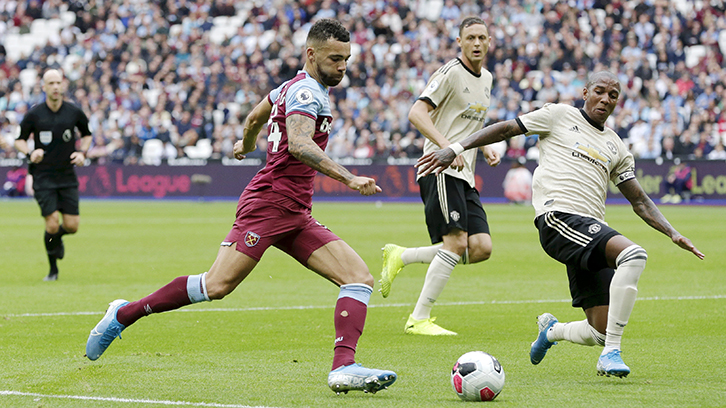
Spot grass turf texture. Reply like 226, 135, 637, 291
0, 199, 724, 408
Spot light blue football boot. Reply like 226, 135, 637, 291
597, 349, 630, 378
86, 299, 129, 360
530, 313, 558, 365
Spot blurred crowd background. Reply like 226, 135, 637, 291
1, 0, 726, 166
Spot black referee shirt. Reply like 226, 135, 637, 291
18, 101, 91, 189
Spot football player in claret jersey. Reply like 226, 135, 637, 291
417, 71, 704, 378
15, 69, 92, 281
380, 17, 501, 336
86, 19, 396, 395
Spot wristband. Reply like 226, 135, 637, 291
449, 142, 465, 156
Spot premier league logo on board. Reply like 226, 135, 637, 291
244, 231, 260, 247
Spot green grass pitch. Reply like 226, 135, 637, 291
0, 198, 724, 408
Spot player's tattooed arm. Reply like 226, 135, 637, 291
462, 119, 526, 150
417, 119, 524, 176
619, 178, 674, 233
287, 114, 382, 195
286, 114, 354, 184
618, 178, 704, 259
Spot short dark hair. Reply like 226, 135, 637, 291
586, 71, 620, 89
459, 16, 486, 36
306, 18, 350, 46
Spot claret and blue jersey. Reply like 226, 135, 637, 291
245, 70, 334, 209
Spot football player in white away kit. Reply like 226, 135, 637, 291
379, 16, 501, 336
417, 71, 704, 377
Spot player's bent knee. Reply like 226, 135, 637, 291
468, 246, 492, 264
205, 281, 236, 300
446, 243, 468, 258
616, 245, 647, 266
340, 270, 374, 287
355, 273, 375, 288
45, 220, 60, 234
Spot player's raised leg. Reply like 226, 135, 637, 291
86, 245, 256, 360
307, 240, 396, 394
531, 312, 606, 365
379, 243, 444, 298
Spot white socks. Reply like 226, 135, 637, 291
544, 245, 646, 353
186, 272, 210, 303
548, 319, 605, 346
401, 244, 442, 265
411, 249, 460, 320
401, 244, 469, 265
604, 245, 648, 353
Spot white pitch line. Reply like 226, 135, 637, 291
4, 294, 724, 318
0, 390, 276, 408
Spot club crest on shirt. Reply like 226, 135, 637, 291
295, 89, 313, 105
588, 224, 601, 234
244, 231, 260, 247
450, 210, 460, 222
607, 141, 618, 155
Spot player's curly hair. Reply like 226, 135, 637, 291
306, 18, 350, 46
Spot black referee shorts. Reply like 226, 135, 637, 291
535, 211, 620, 309
34, 187, 80, 217
418, 173, 490, 244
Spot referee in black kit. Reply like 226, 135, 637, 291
15, 69, 92, 281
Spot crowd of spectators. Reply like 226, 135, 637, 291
1, 0, 725, 166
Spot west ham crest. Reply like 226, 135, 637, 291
244, 231, 260, 247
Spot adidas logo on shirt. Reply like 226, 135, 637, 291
463, 87, 470, 93
569, 125, 580, 133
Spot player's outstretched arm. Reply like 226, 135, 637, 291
234, 98, 273, 160
416, 119, 523, 176
618, 178, 705, 259
287, 114, 381, 196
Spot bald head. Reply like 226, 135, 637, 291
43, 69, 63, 84
42, 69, 64, 109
